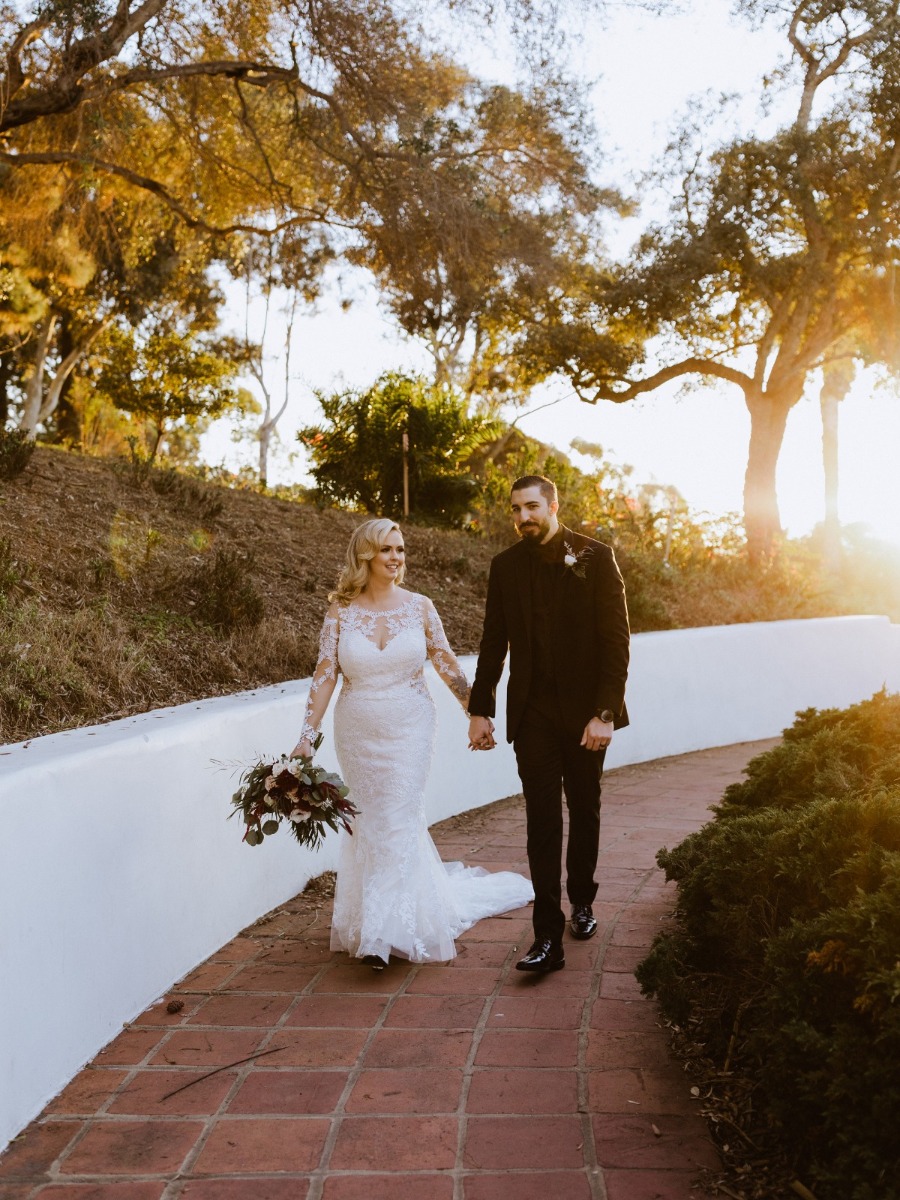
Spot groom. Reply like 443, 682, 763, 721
468, 475, 630, 973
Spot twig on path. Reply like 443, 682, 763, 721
158, 1046, 283, 1100
703, 1108, 762, 1151
789, 1183, 818, 1200
713, 1185, 744, 1200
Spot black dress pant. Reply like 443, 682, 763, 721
513, 702, 605, 943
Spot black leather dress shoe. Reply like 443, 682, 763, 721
361, 954, 387, 971
515, 938, 565, 973
570, 906, 598, 940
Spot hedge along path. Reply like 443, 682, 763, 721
640, 692, 900, 1200
0, 741, 775, 1200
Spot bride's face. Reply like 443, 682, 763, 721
368, 529, 405, 586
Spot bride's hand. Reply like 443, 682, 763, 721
468, 715, 495, 751
291, 738, 314, 759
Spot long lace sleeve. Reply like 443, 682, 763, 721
299, 605, 341, 744
423, 598, 470, 711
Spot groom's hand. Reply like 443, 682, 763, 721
581, 717, 613, 752
468, 715, 496, 751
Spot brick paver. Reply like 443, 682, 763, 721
0, 741, 776, 1199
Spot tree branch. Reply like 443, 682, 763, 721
786, 2, 813, 61
578, 356, 752, 404
1, 53, 297, 132
2, 18, 51, 110
38, 314, 113, 424
791, 0, 899, 131
0, 148, 329, 236
230, 77, 290, 201
136, 86, 296, 214
111, 59, 298, 92
104, 0, 169, 57
753, 281, 808, 390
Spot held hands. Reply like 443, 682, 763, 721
581, 717, 613, 753
468, 715, 496, 752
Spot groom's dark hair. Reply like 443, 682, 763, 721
511, 474, 557, 504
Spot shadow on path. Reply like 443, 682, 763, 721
0, 740, 778, 1200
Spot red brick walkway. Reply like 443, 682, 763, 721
0, 741, 774, 1200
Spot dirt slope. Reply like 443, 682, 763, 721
0, 448, 500, 743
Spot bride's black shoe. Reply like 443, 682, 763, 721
361, 954, 388, 971
515, 938, 565, 973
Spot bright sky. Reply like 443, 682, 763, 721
203, 0, 900, 545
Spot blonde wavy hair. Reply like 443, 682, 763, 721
329, 517, 406, 605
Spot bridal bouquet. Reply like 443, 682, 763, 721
228, 735, 358, 851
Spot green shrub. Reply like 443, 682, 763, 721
150, 468, 224, 523
637, 692, 900, 1199
300, 372, 500, 526
0, 427, 35, 480
716, 690, 900, 818
755, 879, 900, 1199
190, 549, 264, 632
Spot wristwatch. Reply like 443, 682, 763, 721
598, 709, 615, 724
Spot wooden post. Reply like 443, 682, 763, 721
402, 430, 410, 517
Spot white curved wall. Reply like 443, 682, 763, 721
1, 614, 898, 1151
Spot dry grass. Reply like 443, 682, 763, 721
3, 445, 896, 745
0, 447, 496, 744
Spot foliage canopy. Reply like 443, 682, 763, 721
299, 373, 502, 525
535, 0, 900, 559
1, 0, 608, 467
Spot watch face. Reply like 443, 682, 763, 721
599, 710, 614, 724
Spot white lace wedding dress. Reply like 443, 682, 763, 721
300, 593, 533, 963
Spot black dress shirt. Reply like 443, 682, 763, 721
525, 527, 566, 717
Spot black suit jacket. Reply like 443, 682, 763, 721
468, 526, 630, 742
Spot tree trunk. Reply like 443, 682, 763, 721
18, 315, 58, 435
51, 319, 81, 445
150, 423, 164, 465
743, 388, 795, 562
249, 285, 296, 490
819, 359, 854, 574
0, 353, 11, 426
40, 316, 111, 433
257, 395, 289, 488
259, 421, 272, 489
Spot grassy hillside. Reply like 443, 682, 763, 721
0, 448, 495, 744
2, 446, 896, 745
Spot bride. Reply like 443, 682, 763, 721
292, 517, 533, 969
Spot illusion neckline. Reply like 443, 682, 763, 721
345, 595, 418, 617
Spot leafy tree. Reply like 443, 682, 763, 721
0, 0, 594, 242
349, 81, 613, 405
91, 323, 247, 466
539, 0, 900, 560
299, 372, 501, 524
0, 143, 238, 440
237, 236, 331, 487
1, 0, 609, 454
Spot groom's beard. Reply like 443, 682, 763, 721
517, 518, 552, 544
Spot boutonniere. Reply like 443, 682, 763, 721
563, 542, 592, 578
